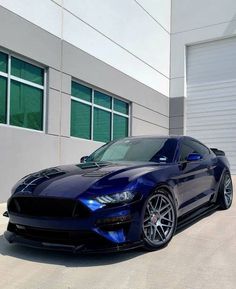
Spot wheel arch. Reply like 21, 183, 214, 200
149, 182, 178, 213
214, 168, 232, 203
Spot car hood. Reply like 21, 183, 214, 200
12, 161, 169, 199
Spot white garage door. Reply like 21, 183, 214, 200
186, 37, 236, 174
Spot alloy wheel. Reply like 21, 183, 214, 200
143, 192, 176, 246
224, 174, 233, 207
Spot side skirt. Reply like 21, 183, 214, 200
177, 203, 219, 232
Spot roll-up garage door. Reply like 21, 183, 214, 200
186, 37, 236, 174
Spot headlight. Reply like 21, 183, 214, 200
96, 191, 135, 204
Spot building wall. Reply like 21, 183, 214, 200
0, 1, 170, 201
169, 0, 236, 134
0, 0, 171, 96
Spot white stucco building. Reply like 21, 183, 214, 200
0, 0, 236, 201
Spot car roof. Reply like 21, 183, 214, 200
122, 135, 184, 141
121, 135, 206, 144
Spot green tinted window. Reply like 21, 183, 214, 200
93, 108, 111, 142
114, 99, 129, 115
71, 100, 91, 139
94, 91, 111, 109
71, 82, 92, 102
113, 115, 128, 140
0, 76, 7, 123
0, 52, 8, 73
10, 80, 43, 130
11, 57, 44, 85
71, 81, 130, 141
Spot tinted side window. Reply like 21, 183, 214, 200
189, 140, 209, 156
150, 138, 178, 163
179, 143, 194, 161
179, 139, 209, 161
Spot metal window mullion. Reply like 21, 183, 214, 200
128, 103, 131, 136
71, 96, 92, 106
111, 98, 114, 140
0, 71, 8, 78
6, 54, 11, 125
72, 79, 129, 105
93, 103, 112, 113
91, 89, 94, 140
71, 96, 122, 115
43, 69, 47, 132
10, 75, 44, 90
113, 111, 129, 118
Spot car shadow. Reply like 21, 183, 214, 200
0, 234, 146, 267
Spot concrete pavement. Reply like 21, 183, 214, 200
0, 177, 235, 289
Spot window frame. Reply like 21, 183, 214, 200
71, 79, 130, 142
0, 48, 47, 132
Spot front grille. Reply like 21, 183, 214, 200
8, 196, 90, 218
8, 223, 110, 246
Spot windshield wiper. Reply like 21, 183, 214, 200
94, 162, 100, 168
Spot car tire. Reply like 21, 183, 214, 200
217, 172, 233, 210
142, 189, 177, 251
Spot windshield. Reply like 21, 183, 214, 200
86, 138, 177, 163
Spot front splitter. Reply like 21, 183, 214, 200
4, 231, 143, 254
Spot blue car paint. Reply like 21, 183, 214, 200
5, 136, 230, 251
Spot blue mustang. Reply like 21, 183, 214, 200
4, 136, 233, 252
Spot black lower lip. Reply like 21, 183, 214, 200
4, 230, 143, 253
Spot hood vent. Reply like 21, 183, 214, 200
82, 171, 112, 177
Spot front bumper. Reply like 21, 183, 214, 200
4, 200, 144, 253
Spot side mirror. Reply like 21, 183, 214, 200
186, 153, 202, 162
80, 156, 88, 163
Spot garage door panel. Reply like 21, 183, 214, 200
188, 127, 235, 138
188, 135, 236, 144
187, 84, 236, 113
187, 110, 236, 121
187, 37, 236, 84
187, 89, 236, 100
187, 81, 236, 97
230, 166, 236, 172
187, 111, 236, 121
186, 38, 236, 174
187, 121, 236, 130
195, 137, 236, 146
187, 91, 236, 104
187, 102, 236, 114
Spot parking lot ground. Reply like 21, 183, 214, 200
0, 177, 235, 289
